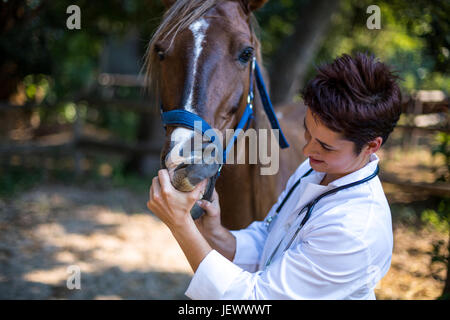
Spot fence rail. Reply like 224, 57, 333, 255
380, 174, 450, 198
0, 84, 448, 194
0, 137, 161, 156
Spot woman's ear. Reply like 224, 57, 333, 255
162, 0, 177, 10
240, 0, 269, 13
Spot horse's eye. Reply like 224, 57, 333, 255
154, 45, 165, 61
229, 105, 239, 114
238, 47, 254, 63
157, 50, 165, 61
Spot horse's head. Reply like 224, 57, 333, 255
146, 0, 268, 193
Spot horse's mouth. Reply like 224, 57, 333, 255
161, 128, 221, 220
166, 156, 220, 192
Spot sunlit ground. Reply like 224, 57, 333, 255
0, 134, 448, 299
0, 180, 447, 300
0, 185, 193, 299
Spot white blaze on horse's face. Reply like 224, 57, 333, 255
184, 18, 209, 112
166, 18, 210, 171
165, 127, 201, 170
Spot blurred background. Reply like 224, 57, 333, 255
0, 0, 448, 300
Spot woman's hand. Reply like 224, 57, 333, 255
147, 169, 207, 231
195, 189, 237, 262
148, 171, 236, 264
195, 188, 222, 238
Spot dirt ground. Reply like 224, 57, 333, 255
0, 182, 447, 300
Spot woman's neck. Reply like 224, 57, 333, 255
319, 156, 371, 186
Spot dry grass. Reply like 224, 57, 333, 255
376, 225, 447, 299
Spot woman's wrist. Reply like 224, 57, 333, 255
169, 216, 213, 272
204, 225, 236, 261
209, 224, 230, 243
166, 211, 193, 233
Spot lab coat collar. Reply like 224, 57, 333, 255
320, 153, 380, 188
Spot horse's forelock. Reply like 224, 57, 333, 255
144, 0, 261, 110
144, 0, 218, 106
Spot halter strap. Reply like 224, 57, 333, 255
160, 57, 289, 165
161, 109, 215, 140
254, 62, 289, 149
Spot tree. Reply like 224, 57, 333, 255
267, 0, 341, 105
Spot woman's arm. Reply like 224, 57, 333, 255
147, 169, 235, 271
169, 218, 213, 272
195, 190, 237, 261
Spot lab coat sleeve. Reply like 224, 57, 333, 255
185, 224, 371, 300
229, 159, 312, 271
229, 221, 267, 272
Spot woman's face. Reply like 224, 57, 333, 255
302, 108, 377, 176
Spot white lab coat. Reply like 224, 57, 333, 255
185, 153, 393, 299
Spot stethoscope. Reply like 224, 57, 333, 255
263, 164, 380, 268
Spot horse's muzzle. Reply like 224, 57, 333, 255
164, 136, 220, 192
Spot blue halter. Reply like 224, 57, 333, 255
160, 57, 289, 172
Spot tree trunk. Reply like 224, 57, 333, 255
269, 0, 341, 106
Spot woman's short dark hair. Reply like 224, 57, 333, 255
302, 52, 402, 155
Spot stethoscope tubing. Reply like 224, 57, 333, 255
264, 164, 380, 268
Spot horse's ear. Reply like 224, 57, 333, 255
162, 0, 177, 10
240, 0, 269, 13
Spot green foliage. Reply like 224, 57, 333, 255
0, 166, 44, 198
2, 0, 448, 137
110, 162, 155, 195
23, 74, 51, 102
421, 197, 449, 299
255, 0, 308, 58
1, 0, 448, 179
432, 133, 450, 182
0, 0, 164, 138
421, 198, 450, 233
98, 110, 139, 143
305, 0, 449, 94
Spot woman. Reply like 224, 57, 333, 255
147, 53, 402, 299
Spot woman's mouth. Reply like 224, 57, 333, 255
309, 157, 324, 165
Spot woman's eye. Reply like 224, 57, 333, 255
238, 47, 254, 63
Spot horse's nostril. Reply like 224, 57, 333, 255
175, 163, 189, 171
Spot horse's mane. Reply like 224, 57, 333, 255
143, 0, 262, 109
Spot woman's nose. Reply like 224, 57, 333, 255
302, 139, 320, 157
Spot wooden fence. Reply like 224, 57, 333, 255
0, 75, 448, 195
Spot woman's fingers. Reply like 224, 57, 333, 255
190, 179, 208, 201
196, 199, 208, 209
211, 189, 219, 204
147, 176, 160, 211
198, 188, 219, 208
151, 176, 161, 198
197, 196, 219, 217
197, 200, 212, 216
158, 169, 175, 196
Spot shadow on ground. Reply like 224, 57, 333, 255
0, 183, 193, 300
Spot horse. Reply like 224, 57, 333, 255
145, 0, 306, 230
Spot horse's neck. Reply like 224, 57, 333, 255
217, 72, 278, 229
